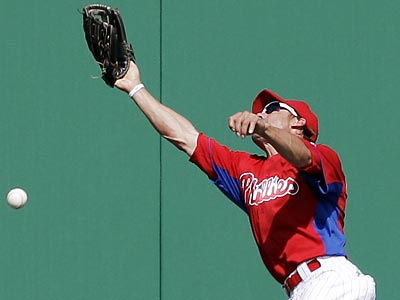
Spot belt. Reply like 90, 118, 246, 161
283, 258, 321, 295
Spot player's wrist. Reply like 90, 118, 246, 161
128, 83, 145, 98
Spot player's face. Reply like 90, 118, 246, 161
260, 102, 298, 131
252, 102, 301, 152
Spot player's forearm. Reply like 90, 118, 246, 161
130, 88, 199, 156
256, 125, 311, 168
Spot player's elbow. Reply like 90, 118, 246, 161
163, 131, 199, 157
292, 150, 312, 169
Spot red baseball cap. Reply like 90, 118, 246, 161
251, 89, 319, 142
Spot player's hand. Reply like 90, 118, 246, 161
115, 61, 142, 94
228, 111, 261, 138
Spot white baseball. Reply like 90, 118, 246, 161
6, 188, 28, 209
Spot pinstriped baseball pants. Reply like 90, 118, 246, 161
286, 256, 376, 300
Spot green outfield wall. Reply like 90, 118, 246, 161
0, 0, 397, 299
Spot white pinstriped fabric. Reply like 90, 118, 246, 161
286, 256, 376, 300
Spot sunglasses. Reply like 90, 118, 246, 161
262, 101, 298, 117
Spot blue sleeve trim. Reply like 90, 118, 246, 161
212, 164, 247, 213
301, 173, 347, 256
206, 137, 247, 213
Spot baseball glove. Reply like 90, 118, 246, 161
82, 4, 135, 87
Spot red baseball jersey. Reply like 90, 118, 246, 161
190, 133, 347, 284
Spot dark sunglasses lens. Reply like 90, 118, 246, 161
265, 103, 281, 114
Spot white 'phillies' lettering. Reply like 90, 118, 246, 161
240, 173, 299, 206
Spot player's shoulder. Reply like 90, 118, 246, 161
304, 139, 335, 152
312, 142, 342, 163
313, 142, 335, 152
314, 142, 336, 152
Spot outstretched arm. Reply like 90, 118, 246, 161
115, 62, 199, 156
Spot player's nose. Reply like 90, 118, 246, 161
256, 113, 266, 119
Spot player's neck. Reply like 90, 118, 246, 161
264, 144, 278, 158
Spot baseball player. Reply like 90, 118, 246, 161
114, 61, 376, 299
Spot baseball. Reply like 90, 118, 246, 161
6, 188, 28, 209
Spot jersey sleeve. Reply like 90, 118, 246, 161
189, 133, 247, 212
300, 140, 346, 197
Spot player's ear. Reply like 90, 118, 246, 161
293, 118, 314, 141
292, 117, 306, 127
